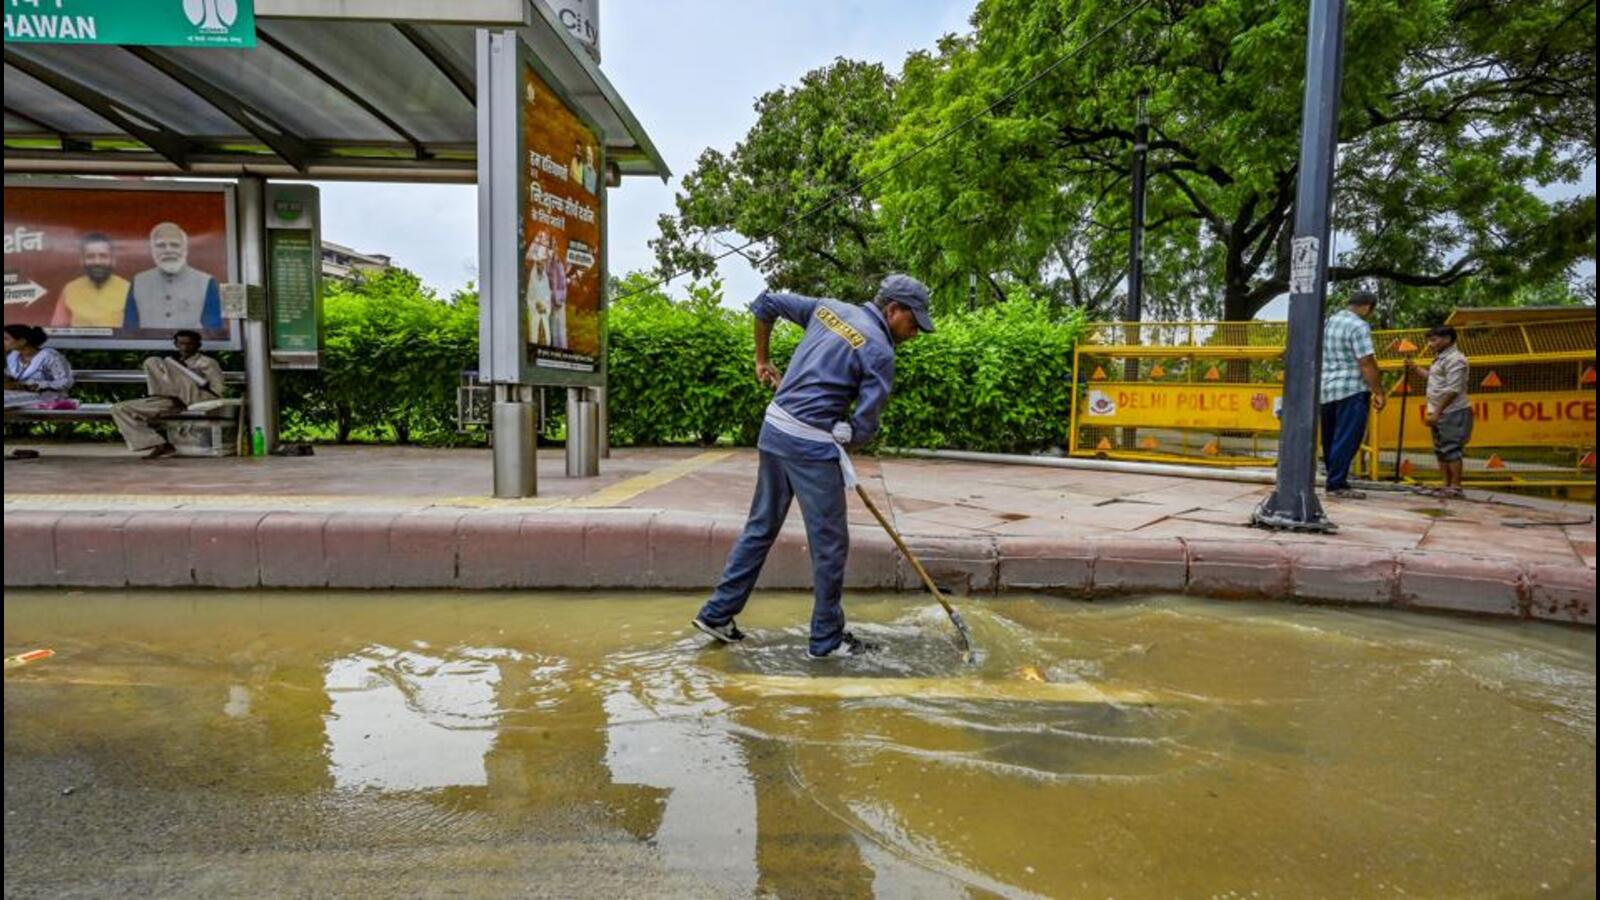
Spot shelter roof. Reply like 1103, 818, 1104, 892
3, 0, 668, 182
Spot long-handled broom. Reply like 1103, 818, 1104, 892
853, 485, 976, 663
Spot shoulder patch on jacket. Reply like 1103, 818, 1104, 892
815, 306, 866, 349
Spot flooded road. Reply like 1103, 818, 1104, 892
5, 591, 1595, 898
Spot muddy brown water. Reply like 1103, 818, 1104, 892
4, 591, 1595, 898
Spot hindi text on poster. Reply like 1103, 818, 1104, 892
3, 180, 237, 350
519, 63, 604, 376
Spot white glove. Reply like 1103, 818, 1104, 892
831, 421, 853, 445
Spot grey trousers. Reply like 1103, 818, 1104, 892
111, 358, 209, 451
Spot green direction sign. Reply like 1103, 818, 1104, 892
5, 0, 257, 48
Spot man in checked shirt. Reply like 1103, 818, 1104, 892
1319, 291, 1387, 499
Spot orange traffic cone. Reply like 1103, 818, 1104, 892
1480, 371, 1503, 389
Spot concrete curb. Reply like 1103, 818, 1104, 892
4, 508, 1592, 626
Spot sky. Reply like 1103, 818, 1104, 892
311, 1, 977, 304
310, 1, 1593, 317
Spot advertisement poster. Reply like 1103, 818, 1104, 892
520, 62, 603, 374
3, 180, 237, 350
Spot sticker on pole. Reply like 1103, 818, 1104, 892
1289, 236, 1320, 295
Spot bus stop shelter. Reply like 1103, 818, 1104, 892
4, 0, 669, 495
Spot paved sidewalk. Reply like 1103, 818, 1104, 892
4, 443, 1594, 623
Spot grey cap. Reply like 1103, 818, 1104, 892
877, 273, 935, 332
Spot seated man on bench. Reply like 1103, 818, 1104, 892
112, 329, 228, 460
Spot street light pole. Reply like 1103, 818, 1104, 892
1253, 0, 1347, 532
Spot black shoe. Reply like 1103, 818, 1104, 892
692, 617, 746, 643
807, 631, 879, 659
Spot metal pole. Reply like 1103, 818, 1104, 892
1253, 0, 1347, 532
1125, 90, 1149, 324
1392, 357, 1410, 481
237, 175, 277, 455
477, 28, 538, 496
1121, 91, 1151, 450
565, 387, 599, 477
595, 385, 610, 458
492, 384, 537, 498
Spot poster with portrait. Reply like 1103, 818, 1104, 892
519, 60, 603, 375
2, 178, 238, 350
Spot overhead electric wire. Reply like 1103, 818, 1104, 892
614, 0, 1153, 304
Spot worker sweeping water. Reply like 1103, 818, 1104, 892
691, 274, 946, 659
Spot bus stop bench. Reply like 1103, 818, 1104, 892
6, 369, 247, 456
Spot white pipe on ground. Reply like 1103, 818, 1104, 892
886, 448, 1413, 491
885, 447, 1280, 485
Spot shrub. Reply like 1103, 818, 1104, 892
16, 270, 1086, 454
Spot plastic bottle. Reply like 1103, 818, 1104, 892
252, 427, 266, 457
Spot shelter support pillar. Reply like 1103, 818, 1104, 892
238, 175, 278, 454
566, 387, 600, 477
493, 384, 538, 498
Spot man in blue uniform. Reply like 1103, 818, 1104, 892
692, 274, 935, 658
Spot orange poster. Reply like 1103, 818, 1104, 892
3, 181, 235, 349
520, 63, 603, 373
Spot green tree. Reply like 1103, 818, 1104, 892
650, 58, 907, 302
866, 0, 1596, 320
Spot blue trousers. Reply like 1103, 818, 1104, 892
697, 450, 849, 655
1320, 391, 1370, 491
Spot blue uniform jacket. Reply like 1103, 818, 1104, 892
753, 291, 896, 463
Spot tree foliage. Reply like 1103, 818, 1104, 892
870, 0, 1595, 320
650, 58, 906, 302
658, 0, 1595, 321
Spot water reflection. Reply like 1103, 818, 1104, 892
324, 644, 501, 791
601, 648, 759, 896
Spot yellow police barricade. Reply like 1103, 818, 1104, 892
1067, 321, 1361, 468
1369, 310, 1596, 497
1071, 311, 1595, 498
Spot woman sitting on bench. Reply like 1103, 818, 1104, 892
4, 324, 75, 410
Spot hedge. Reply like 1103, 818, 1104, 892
14, 269, 1087, 453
